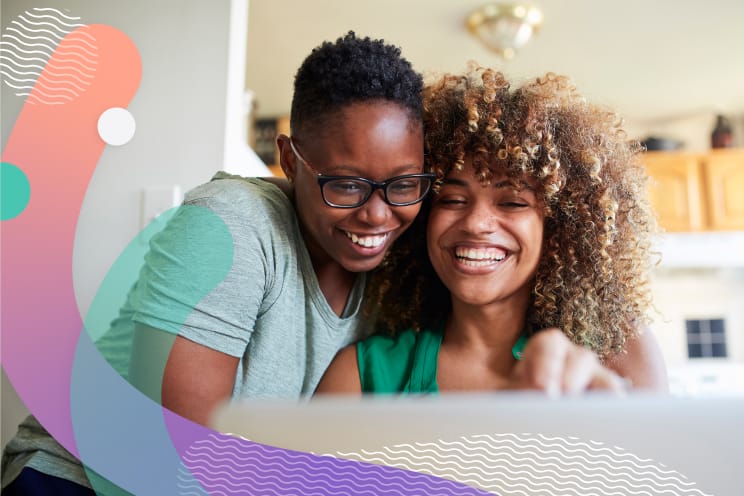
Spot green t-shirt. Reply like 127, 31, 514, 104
357, 327, 528, 393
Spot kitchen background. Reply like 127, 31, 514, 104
243, 0, 744, 397
2, 0, 743, 449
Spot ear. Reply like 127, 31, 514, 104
276, 134, 297, 182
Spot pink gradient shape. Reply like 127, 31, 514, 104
1, 24, 141, 456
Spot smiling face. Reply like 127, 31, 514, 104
285, 101, 424, 273
427, 157, 545, 311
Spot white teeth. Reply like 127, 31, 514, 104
460, 259, 499, 267
455, 247, 507, 262
345, 231, 386, 248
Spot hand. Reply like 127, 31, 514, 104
507, 328, 628, 396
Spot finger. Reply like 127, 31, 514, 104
589, 368, 630, 395
561, 347, 601, 395
514, 328, 568, 395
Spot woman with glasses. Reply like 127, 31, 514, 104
2, 31, 429, 495
316, 65, 668, 396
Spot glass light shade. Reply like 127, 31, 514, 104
466, 3, 543, 59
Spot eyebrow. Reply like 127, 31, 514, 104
441, 177, 534, 190
326, 163, 423, 177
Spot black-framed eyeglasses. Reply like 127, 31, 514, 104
290, 137, 435, 209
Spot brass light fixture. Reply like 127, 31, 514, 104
466, 3, 543, 59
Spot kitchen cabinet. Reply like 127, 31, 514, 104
644, 149, 744, 232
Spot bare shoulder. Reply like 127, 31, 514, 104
605, 328, 669, 392
314, 345, 362, 395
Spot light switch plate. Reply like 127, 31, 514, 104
140, 186, 182, 230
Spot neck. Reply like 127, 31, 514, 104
298, 220, 356, 317
444, 296, 529, 351
436, 297, 530, 390
313, 257, 356, 317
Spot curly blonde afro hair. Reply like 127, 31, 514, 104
365, 64, 659, 360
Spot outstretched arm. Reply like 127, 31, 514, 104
507, 328, 628, 395
507, 328, 668, 394
604, 328, 668, 391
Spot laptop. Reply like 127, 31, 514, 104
209, 393, 743, 496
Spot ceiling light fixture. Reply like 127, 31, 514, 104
466, 3, 543, 59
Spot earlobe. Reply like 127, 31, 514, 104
276, 134, 296, 181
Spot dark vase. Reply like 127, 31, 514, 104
711, 114, 734, 149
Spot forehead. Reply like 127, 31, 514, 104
443, 158, 533, 189
288, 103, 424, 188
321, 101, 420, 137
297, 101, 423, 174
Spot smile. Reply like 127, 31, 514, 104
454, 246, 507, 266
344, 230, 388, 248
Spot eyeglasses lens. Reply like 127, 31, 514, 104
322, 176, 432, 207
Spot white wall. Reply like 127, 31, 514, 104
650, 267, 744, 395
625, 110, 744, 152
1, 0, 263, 449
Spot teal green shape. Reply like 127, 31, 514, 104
1, 162, 31, 220
86, 203, 235, 380
83, 208, 177, 344
74, 204, 234, 494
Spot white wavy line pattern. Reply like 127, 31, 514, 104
179, 433, 491, 496
330, 432, 713, 496
0, 7, 95, 105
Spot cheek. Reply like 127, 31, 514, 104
426, 212, 448, 264
295, 180, 323, 213
523, 215, 545, 260
300, 195, 343, 231
396, 203, 422, 230
319, 209, 350, 229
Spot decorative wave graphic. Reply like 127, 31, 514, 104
0, 7, 96, 105
178, 432, 493, 496
331, 433, 713, 496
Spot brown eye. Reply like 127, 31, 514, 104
501, 201, 528, 208
435, 194, 466, 205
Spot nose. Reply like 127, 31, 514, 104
357, 189, 392, 226
463, 199, 500, 234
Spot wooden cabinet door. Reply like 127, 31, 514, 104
703, 149, 744, 230
644, 152, 705, 232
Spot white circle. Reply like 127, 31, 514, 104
97, 107, 136, 146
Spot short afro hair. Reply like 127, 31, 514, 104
290, 31, 423, 137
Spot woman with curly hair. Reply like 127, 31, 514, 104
316, 65, 668, 394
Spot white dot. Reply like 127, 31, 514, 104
97, 107, 136, 146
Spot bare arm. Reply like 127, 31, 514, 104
509, 328, 668, 394
316, 328, 667, 396
508, 328, 629, 395
314, 345, 362, 394
129, 324, 239, 426
605, 328, 669, 392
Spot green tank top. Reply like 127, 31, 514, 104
357, 327, 528, 393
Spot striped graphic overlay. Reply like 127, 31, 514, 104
331, 433, 712, 496
177, 432, 493, 496
0, 7, 95, 105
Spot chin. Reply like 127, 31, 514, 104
343, 253, 387, 273
343, 260, 381, 273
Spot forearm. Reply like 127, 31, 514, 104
129, 324, 239, 426
605, 329, 669, 392
314, 345, 363, 395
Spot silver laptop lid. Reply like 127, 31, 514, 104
211, 393, 743, 496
